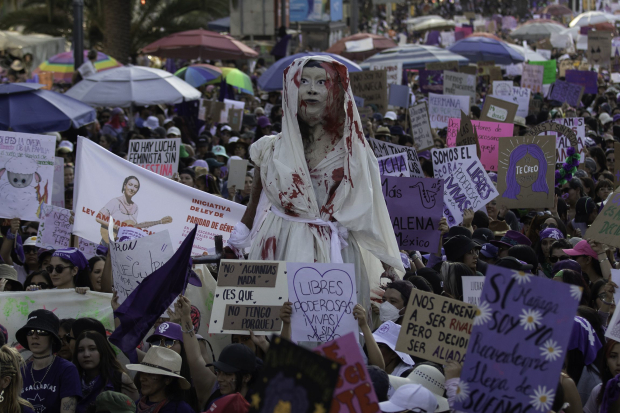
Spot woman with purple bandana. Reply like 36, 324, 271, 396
584, 339, 620, 413
536, 227, 565, 278
47, 248, 92, 293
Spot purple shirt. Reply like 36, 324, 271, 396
21, 357, 82, 413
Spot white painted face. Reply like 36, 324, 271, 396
298, 66, 329, 126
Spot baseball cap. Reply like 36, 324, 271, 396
144, 116, 160, 129
147, 322, 183, 343
57, 140, 74, 153
563, 240, 597, 260
221, 125, 232, 133
379, 384, 439, 413
257, 116, 271, 129
384, 111, 397, 121
480, 243, 499, 259
472, 228, 494, 246
196, 138, 209, 148
23, 236, 38, 247
212, 145, 229, 158
167, 126, 181, 137
207, 343, 256, 373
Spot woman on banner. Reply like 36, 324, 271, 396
227, 56, 405, 310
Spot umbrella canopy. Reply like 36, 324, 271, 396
465, 32, 503, 41
507, 44, 548, 62
0, 83, 95, 133
219, 67, 253, 95
410, 18, 456, 32
539, 4, 574, 16
403, 15, 442, 25
569, 11, 615, 27
65, 65, 200, 108
141, 29, 258, 60
207, 16, 230, 33
258, 52, 361, 91
449, 36, 525, 65
326, 33, 397, 61
174, 64, 222, 88
360, 44, 469, 70
510, 20, 565, 42
33, 51, 122, 84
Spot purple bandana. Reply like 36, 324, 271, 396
540, 228, 564, 241
568, 316, 602, 366
52, 248, 89, 270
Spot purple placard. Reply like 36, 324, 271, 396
381, 176, 443, 252
426, 30, 440, 46
419, 70, 444, 94
549, 80, 583, 107
453, 264, 580, 413
565, 70, 598, 94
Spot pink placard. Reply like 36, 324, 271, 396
446, 118, 514, 172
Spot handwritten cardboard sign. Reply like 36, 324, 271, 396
431, 146, 499, 226
428, 93, 470, 128
127, 138, 181, 178
287, 262, 359, 343
426, 61, 459, 71
456, 111, 481, 159
396, 289, 476, 364
490, 86, 531, 119
549, 117, 586, 163
530, 60, 557, 84
462, 276, 484, 306
454, 264, 580, 413
36, 204, 72, 250
228, 108, 243, 132
565, 70, 598, 94
496, 135, 556, 209
350, 70, 389, 114
370, 62, 402, 86
378, 154, 410, 177
314, 333, 380, 413
525, 120, 579, 149
480, 96, 517, 124
368, 138, 423, 178
409, 102, 434, 151
588, 190, 620, 249
209, 260, 287, 334
521, 64, 544, 94
382, 176, 444, 252
443, 71, 476, 104
447, 119, 514, 172
588, 30, 612, 67
549, 80, 584, 107
559, 59, 574, 77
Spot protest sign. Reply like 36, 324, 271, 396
428, 93, 470, 128
0, 290, 114, 355
368, 138, 423, 178
314, 333, 380, 413
209, 260, 287, 334
496, 135, 556, 209
558, 59, 574, 77
287, 262, 358, 343
199, 99, 225, 121
548, 117, 586, 163
479, 96, 518, 124
530, 60, 557, 84
388, 84, 411, 108
521, 64, 544, 93
381, 176, 443, 252
73, 137, 245, 254
455, 112, 481, 159
529, 98, 542, 116
377, 154, 410, 177
198, 99, 207, 121
408, 102, 434, 151
588, 189, 620, 249
525, 120, 579, 156
454, 264, 580, 413
228, 108, 243, 132
220, 99, 245, 124
447, 118, 514, 171
537, 49, 552, 60
110, 230, 174, 304
490, 86, 531, 119
77, 236, 99, 259
431, 146, 499, 226
350, 70, 389, 114
127, 138, 181, 178
565, 70, 598, 94
443, 71, 476, 104
462, 276, 484, 306
52, 157, 64, 208
227, 158, 250, 190
353, 96, 364, 107
248, 337, 340, 413
476, 61, 496, 76
606, 271, 620, 341
0, 131, 56, 221
370, 62, 402, 85
549, 80, 584, 107
35, 204, 72, 250
418, 70, 444, 94
587, 30, 612, 67
395, 289, 476, 364
492, 81, 513, 96
616, 142, 620, 186
426, 61, 459, 71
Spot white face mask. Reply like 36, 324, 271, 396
379, 301, 402, 322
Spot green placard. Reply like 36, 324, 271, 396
530, 60, 557, 84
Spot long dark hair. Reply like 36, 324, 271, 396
73, 331, 128, 392
55, 256, 92, 289
597, 339, 620, 406
24, 270, 52, 289
589, 147, 608, 174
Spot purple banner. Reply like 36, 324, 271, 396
454, 264, 580, 413
549, 80, 583, 106
419, 70, 444, 94
565, 70, 598, 94
381, 176, 443, 252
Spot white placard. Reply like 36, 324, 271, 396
35, 204, 73, 250
428, 93, 470, 129
345, 37, 374, 52
377, 153, 410, 177
227, 158, 250, 190
490, 86, 531, 119
52, 157, 65, 208
367, 138, 424, 178
462, 276, 484, 305
127, 138, 181, 178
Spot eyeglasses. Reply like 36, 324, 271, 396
46, 265, 72, 274
24, 247, 38, 254
29, 282, 50, 289
153, 338, 178, 349
26, 329, 51, 337
549, 255, 569, 263
60, 334, 75, 344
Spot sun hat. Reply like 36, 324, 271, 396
447, 226, 473, 239
167, 126, 181, 137
206, 392, 250, 412
212, 145, 229, 159
16, 309, 61, 353
24, 236, 38, 247
126, 346, 191, 389
384, 111, 397, 121
220, 125, 232, 133
10, 60, 24, 71
539, 227, 564, 241
375, 126, 392, 137
388, 365, 449, 411
379, 384, 438, 413
52, 248, 89, 270
0, 264, 22, 290
371, 321, 414, 366
490, 230, 532, 249
147, 322, 184, 344
443, 235, 481, 262
95, 391, 136, 413
143, 116, 160, 129
563, 239, 597, 260
207, 343, 257, 373
480, 243, 499, 259
57, 140, 74, 153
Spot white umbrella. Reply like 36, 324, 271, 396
569, 11, 615, 27
404, 15, 442, 25
507, 44, 548, 62
410, 18, 456, 32
65, 65, 201, 107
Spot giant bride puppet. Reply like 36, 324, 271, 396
228, 56, 404, 309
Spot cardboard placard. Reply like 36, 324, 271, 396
350, 70, 389, 114
287, 262, 359, 343
565, 70, 598, 94
462, 276, 484, 306
479, 96, 518, 124
209, 260, 287, 334
456, 111, 481, 159
418, 70, 444, 94
388, 84, 411, 108
227, 158, 250, 190
589, 190, 620, 249
460, 66, 478, 76
35, 204, 73, 250
521, 64, 544, 94
378, 154, 410, 177
443, 71, 476, 103
382, 176, 444, 252
368, 138, 424, 178
588, 30, 612, 67
369, 62, 402, 86
496, 135, 556, 209
550, 118, 586, 163
428, 93, 470, 128
549, 80, 584, 107
488, 67, 502, 82
426, 61, 459, 71
395, 289, 476, 364
454, 265, 580, 413
559, 59, 574, 77
39, 71, 53, 90
228, 108, 243, 131
525, 120, 579, 149
127, 138, 181, 178
490, 86, 531, 118
408, 102, 434, 151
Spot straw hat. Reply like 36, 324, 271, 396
125, 346, 191, 389
388, 365, 449, 412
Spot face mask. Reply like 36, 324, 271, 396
379, 301, 402, 322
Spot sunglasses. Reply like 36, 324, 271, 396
549, 255, 569, 263
29, 282, 50, 289
46, 265, 73, 274
26, 329, 51, 337
24, 247, 38, 254
153, 338, 178, 349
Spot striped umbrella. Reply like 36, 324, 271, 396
174, 64, 222, 87
34, 51, 122, 84
360, 44, 469, 70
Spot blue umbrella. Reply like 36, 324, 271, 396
360, 44, 469, 70
0, 83, 96, 133
258, 52, 362, 91
448, 37, 525, 65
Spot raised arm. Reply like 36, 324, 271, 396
354, 304, 385, 370
240, 166, 263, 230
101, 248, 113, 293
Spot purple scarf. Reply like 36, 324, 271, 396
601, 374, 620, 413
